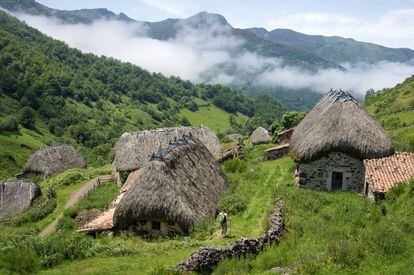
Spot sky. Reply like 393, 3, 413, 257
36, 0, 414, 49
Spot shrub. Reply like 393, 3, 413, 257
61, 171, 83, 186
381, 116, 405, 130
0, 247, 40, 274
368, 225, 406, 255
149, 266, 182, 275
328, 239, 364, 268
385, 182, 406, 203
13, 197, 57, 226
0, 115, 19, 132
223, 159, 247, 173
218, 195, 247, 215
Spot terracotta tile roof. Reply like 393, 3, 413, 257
266, 143, 290, 152
364, 152, 414, 193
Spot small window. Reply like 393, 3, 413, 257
151, 221, 161, 230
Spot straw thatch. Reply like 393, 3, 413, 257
113, 135, 227, 232
23, 145, 86, 178
290, 90, 394, 163
250, 127, 271, 145
113, 126, 221, 172
0, 179, 41, 217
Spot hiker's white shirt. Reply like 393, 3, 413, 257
219, 212, 227, 220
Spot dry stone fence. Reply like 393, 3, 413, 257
177, 199, 284, 273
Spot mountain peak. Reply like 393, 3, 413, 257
186, 11, 231, 27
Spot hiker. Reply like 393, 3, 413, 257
218, 209, 228, 237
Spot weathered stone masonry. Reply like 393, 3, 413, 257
297, 152, 365, 192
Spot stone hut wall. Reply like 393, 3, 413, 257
297, 152, 365, 192
266, 146, 289, 160
131, 219, 184, 237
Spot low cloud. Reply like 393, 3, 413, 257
268, 9, 414, 49
12, 12, 414, 96
259, 61, 414, 94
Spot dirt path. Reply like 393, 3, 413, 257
39, 174, 113, 238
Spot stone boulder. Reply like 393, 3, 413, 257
0, 179, 41, 217
250, 127, 271, 145
227, 133, 242, 142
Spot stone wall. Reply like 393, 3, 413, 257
177, 199, 284, 273
297, 152, 365, 192
133, 219, 184, 237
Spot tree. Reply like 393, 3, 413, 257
269, 120, 284, 135
245, 116, 265, 135
0, 115, 19, 132
280, 111, 306, 129
20, 107, 36, 129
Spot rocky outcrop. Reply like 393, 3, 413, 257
0, 179, 41, 217
177, 199, 284, 273
250, 127, 271, 145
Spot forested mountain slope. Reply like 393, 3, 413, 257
0, 1, 338, 70
248, 28, 414, 65
0, 0, 134, 23
0, 10, 284, 178
3, 0, 414, 113
365, 75, 414, 151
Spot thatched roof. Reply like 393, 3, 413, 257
0, 179, 41, 217
113, 135, 227, 231
290, 90, 394, 163
113, 126, 221, 172
23, 145, 86, 177
250, 127, 271, 145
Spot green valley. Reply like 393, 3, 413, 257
1, 1, 414, 275
0, 10, 284, 178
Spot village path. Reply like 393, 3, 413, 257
38, 174, 113, 238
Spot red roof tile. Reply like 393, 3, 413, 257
364, 152, 414, 193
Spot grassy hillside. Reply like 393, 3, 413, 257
1, 144, 414, 274
180, 105, 248, 133
0, 145, 291, 273
215, 179, 414, 274
0, 10, 289, 179
365, 75, 414, 151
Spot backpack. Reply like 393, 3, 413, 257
218, 214, 227, 223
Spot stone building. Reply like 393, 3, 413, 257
113, 135, 227, 236
290, 90, 395, 192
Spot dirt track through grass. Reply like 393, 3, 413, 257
39, 174, 113, 238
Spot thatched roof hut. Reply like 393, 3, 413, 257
291, 90, 394, 163
250, 127, 271, 145
113, 135, 227, 234
0, 179, 41, 217
113, 126, 221, 173
23, 145, 86, 178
